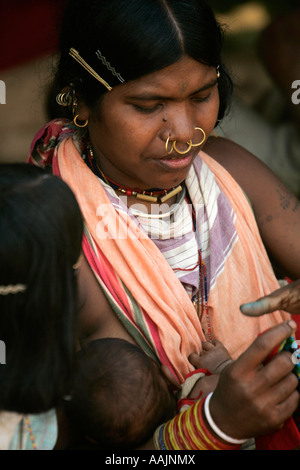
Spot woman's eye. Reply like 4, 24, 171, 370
133, 104, 160, 114
192, 93, 211, 103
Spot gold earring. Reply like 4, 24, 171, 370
71, 93, 88, 127
73, 115, 89, 128
56, 91, 72, 107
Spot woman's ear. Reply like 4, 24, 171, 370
75, 99, 90, 122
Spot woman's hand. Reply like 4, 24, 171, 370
240, 280, 300, 316
209, 320, 299, 440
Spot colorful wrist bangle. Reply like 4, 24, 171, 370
153, 423, 167, 450
204, 392, 248, 445
197, 398, 237, 450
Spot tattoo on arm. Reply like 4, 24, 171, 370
276, 186, 299, 211
292, 200, 300, 213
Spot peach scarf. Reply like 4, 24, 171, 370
54, 137, 289, 381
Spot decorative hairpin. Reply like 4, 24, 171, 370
95, 50, 125, 84
69, 48, 113, 92
0, 284, 26, 296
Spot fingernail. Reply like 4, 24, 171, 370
288, 319, 297, 330
240, 303, 250, 312
240, 302, 258, 313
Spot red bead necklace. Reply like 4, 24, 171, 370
85, 145, 182, 203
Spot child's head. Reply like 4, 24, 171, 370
0, 163, 83, 414
64, 338, 177, 450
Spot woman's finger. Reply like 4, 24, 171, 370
234, 320, 297, 372
240, 280, 300, 316
260, 351, 296, 389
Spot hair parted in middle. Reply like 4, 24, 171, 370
54, 0, 232, 123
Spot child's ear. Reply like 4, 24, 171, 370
160, 364, 181, 391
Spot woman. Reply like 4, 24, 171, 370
0, 164, 83, 449
29, 0, 300, 449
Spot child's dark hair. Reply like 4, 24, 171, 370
65, 338, 177, 450
0, 163, 83, 413
52, 0, 232, 124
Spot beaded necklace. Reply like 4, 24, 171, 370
184, 192, 212, 341
24, 415, 37, 449
82, 145, 182, 203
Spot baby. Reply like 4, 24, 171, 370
60, 338, 232, 450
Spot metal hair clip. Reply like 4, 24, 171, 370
0, 284, 26, 296
69, 48, 113, 91
95, 50, 125, 84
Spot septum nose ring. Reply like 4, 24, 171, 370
165, 127, 206, 155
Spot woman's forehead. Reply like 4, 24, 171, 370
119, 57, 216, 98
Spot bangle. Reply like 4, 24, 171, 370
204, 392, 248, 445
153, 424, 167, 450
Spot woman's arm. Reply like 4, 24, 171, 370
205, 137, 300, 280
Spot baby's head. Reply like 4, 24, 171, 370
65, 338, 177, 449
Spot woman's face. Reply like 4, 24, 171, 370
85, 56, 220, 190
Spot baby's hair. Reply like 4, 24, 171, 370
65, 338, 177, 449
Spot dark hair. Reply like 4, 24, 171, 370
0, 163, 83, 414
64, 338, 176, 450
53, 0, 232, 123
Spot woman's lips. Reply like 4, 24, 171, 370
155, 153, 194, 170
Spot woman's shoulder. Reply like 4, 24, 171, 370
203, 136, 282, 206
203, 136, 268, 180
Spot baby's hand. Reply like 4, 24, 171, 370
189, 340, 232, 375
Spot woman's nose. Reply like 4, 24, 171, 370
164, 103, 195, 147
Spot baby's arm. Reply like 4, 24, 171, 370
186, 340, 233, 400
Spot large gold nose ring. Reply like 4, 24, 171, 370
172, 140, 193, 155
165, 135, 174, 154
190, 127, 206, 147
165, 127, 206, 155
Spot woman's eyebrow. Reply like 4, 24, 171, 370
126, 79, 218, 101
